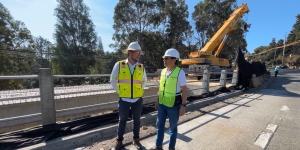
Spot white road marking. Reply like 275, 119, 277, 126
255, 132, 272, 149
280, 105, 290, 111
255, 124, 278, 149
266, 124, 278, 132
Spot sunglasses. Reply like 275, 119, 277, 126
163, 57, 175, 60
130, 51, 141, 54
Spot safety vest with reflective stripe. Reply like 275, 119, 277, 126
159, 67, 181, 107
118, 60, 144, 98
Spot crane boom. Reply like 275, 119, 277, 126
182, 3, 249, 66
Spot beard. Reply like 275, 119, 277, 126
132, 57, 139, 63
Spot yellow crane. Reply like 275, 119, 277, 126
182, 3, 250, 75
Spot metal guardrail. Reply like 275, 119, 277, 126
0, 75, 38, 79
211, 72, 233, 75
0, 72, 229, 80
53, 74, 111, 78
53, 73, 161, 78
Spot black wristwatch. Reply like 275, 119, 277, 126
181, 103, 187, 107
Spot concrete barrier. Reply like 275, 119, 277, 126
251, 76, 261, 88
0, 70, 233, 133
0, 82, 229, 133
0, 87, 158, 133
0, 87, 158, 119
19, 90, 243, 150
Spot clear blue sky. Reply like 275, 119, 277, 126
2, 0, 299, 53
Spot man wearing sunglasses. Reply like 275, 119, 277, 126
110, 42, 147, 150
152, 48, 187, 150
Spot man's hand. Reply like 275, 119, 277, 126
155, 98, 159, 110
179, 106, 185, 116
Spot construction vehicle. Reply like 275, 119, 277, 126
182, 3, 250, 79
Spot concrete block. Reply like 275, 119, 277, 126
251, 77, 261, 88
219, 70, 227, 87
200, 70, 210, 94
259, 76, 264, 84
39, 68, 56, 126
231, 70, 239, 86
187, 84, 203, 96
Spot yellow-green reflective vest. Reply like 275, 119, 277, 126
159, 67, 181, 107
118, 60, 144, 98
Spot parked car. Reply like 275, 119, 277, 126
279, 64, 288, 69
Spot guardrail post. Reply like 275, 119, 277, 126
39, 68, 56, 126
231, 70, 238, 86
200, 69, 210, 94
219, 70, 227, 87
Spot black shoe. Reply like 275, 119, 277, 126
111, 140, 123, 150
133, 139, 143, 150
150, 146, 163, 150
169, 147, 175, 150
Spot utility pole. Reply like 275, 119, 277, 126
274, 49, 276, 66
282, 32, 286, 64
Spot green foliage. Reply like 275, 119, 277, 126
254, 46, 268, 54
269, 38, 276, 48
33, 36, 53, 73
111, 0, 192, 71
164, 0, 192, 49
111, 0, 157, 50
52, 0, 98, 77
0, 2, 35, 90
287, 14, 300, 43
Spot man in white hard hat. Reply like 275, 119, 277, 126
110, 42, 147, 150
151, 48, 187, 150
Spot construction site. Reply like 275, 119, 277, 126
1, 0, 300, 150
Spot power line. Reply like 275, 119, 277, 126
251, 40, 300, 56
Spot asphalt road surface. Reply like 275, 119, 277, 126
124, 69, 300, 150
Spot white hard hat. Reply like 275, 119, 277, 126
122, 42, 144, 55
163, 48, 180, 59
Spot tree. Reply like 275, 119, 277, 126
164, 0, 192, 50
52, 0, 98, 77
93, 36, 106, 74
183, 27, 195, 57
262, 38, 276, 61
276, 39, 284, 47
254, 46, 268, 54
287, 14, 300, 43
0, 2, 35, 89
111, 0, 161, 66
34, 36, 53, 69
286, 15, 300, 56
111, 0, 157, 50
140, 31, 167, 72
269, 38, 276, 48
97, 36, 104, 55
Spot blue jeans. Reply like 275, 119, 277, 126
155, 104, 180, 148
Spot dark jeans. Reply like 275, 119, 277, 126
275, 71, 278, 77
117, 98, 143, 141
155, 104, 180, 148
